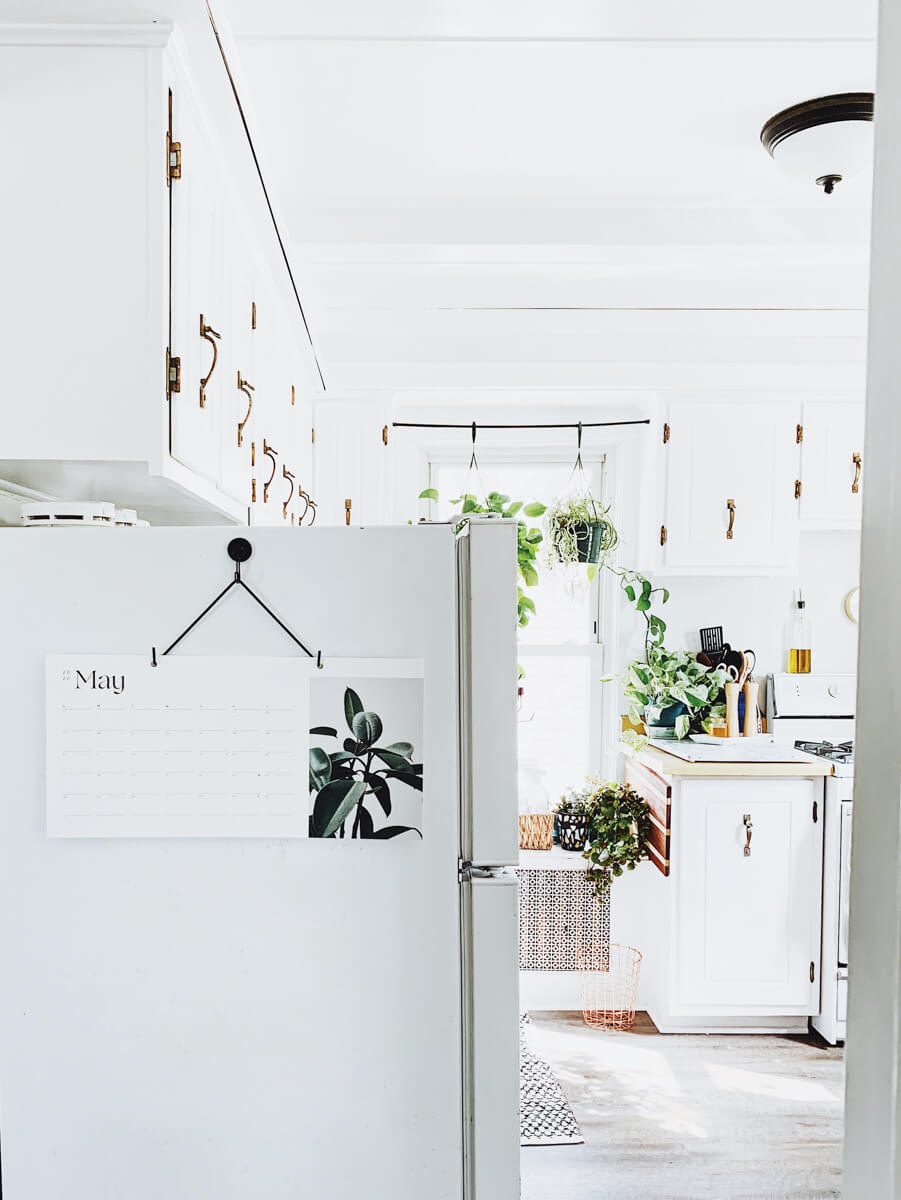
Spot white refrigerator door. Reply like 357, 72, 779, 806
0, 527, 464, 1200
461, 869, 521, 1200
456, 521, 519, 867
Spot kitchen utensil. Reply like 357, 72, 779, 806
738, 649, 757, 688
721, 663, 740, 683
724, 681, 741, 738
699, 626, 724, 656
743, 680, 759, 737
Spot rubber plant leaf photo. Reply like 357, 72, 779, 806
308, 676, 425, 840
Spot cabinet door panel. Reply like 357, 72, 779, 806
800, 402, 865, 525
169, 84, 222, 483
663, 401, 799, 570
677, 779, 821, 1009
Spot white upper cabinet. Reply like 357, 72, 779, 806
0, 25, 322, 525
312, 401, 393, 526
799, 401, 865, 528
659, 399, 800, 573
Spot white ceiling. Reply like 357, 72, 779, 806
219, 0, 878, 397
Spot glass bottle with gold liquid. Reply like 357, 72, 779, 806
788, 592, 811, 674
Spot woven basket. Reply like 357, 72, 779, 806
519, 814, 553, 850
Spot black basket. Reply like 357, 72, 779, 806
556, 814, 589, 852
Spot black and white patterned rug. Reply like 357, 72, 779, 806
520, 1015, 584, 1146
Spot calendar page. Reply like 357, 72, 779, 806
46, 655, 312, 838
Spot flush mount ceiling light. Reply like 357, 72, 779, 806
760, 92, 874, 194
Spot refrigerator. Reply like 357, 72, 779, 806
0, 521, 520, 1200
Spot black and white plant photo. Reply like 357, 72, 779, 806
309, 673, 425, 840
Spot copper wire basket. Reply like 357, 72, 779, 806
577, 942, 642, 1031
518, 813, 553, 850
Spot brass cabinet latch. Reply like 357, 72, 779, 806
166, 349, 181, 396
167, 136, 181, 183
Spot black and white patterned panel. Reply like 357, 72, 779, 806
517, 868, 610, 971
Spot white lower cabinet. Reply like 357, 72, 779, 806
633, 762, 824, 1033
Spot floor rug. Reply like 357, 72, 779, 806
520, 1014, 584, 1147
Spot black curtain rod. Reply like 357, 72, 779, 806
392, 419, 651, 430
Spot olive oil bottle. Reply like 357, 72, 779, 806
788, 591, 812, 674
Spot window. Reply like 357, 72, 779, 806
430, 458, 607, 812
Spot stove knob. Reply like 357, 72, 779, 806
828, 685, 839, 698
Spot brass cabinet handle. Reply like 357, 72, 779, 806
743, 814, 753, 857
306, 497, 318, 525
262, 438, 278, 503
282, 466, 295, 521
852, 452, 862, 494
295, 486, 311, 526
726, 498, 736, 540
198, 314, 220, 408
345, 498, 352, 527
236, 372, 254, 447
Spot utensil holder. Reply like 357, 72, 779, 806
725, 681, 740, 738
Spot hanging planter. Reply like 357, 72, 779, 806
545, 425, 619, 567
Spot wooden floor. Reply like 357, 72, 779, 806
521, 1011, 844, 1200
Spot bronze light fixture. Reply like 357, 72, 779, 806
760, 92, 874, 194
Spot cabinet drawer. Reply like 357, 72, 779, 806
625, 758, 671, 877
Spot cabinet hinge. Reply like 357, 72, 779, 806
660, 524, 667, 546
311, 427, 315, 444
794, 479, 802, 500
810, 961, 816, 983
166, 349, 181, 396
251, 301, 257, 330
291, 385, 296, 407
662, 422, 670, 444
166, 134, 181, 184
345, 498, 353, 526
813, 799, 818, 823
382, 424, 389, 446
796, 423, 804, 444
251, 478, 257, 504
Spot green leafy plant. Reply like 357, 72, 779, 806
545, 494, 619, 567
309, 687, 423, 839
622, 646, 725, 740
579, 778, 653, 899
419, 488, 547, 626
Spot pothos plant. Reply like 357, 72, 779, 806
623, 646, 725, 741
309, 686, 423, 839
419, 488, 546, 627
565, 777, 652, 900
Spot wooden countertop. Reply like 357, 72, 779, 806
620, 742, 833, 779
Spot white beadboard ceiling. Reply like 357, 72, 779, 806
218, 0, 877, 396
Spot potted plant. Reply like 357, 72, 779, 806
623, 645, 725, 741
579, 777, 653, 899
545, 494, 618, 566
553, 789, 595, 851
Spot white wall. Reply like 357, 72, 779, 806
617, 530, 860, 701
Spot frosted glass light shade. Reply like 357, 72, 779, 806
761, 93, 874, 193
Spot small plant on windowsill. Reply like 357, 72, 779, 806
553, 789, 596, 851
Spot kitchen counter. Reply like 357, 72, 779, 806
518, 846, 588, 870
621, 741, 833, 779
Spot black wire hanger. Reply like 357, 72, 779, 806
151, 538, 322, 668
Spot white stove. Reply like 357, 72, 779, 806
767, 675, 854, 1045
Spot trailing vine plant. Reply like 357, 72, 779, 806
580, 778, 652, 900
419, 488, 546, 627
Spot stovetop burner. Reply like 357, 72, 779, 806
795, 739, 854, 765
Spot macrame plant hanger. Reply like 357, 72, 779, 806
566, 422, 602, 520
150, 538, 323, 669
463, 420, 490, 507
